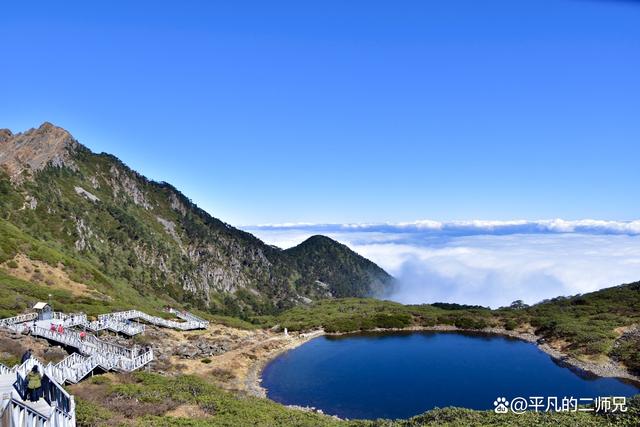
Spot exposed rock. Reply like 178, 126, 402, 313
169, 338, 234, 359
0, 122, 78, 182
24, 195, 37, 210
109, 165, 151, 209
169, 192, 188, 216
89, 175, 100, 189
176, 344, 200, 358
298, 295, 313, 304
74, 186, 100, 202
0, 128, 13, 144
75, 217, 95, 251
156, 216, 183, 248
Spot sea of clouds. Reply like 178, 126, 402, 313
244, 220, 640, 308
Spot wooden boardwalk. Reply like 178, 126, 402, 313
0, 307, 209, 426
1, 358, 75, 427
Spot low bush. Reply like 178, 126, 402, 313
90, 375, 112, 385
454, 316, 488, 330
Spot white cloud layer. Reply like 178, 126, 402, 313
251, 219, 640, 235
245, 220, 640, 308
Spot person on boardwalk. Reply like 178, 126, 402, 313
20, 348, 32, 364
27, 365, 42, 402
57, 324, 64, 334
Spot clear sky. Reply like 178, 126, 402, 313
2, 0, 639, 225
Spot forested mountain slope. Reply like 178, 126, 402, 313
0, 122, 394, 318
284, 235, 394, 298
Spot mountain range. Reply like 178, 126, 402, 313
0, 122, 394, 318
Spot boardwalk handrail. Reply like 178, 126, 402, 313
169, 308, 210, 327
0, 312, 37, 327
31, 326, 92, 355
57, 353, 85, 370
13, 364, 74, 417
31, 324, 136, 359
117, 349, 154, 371
82, 317, 145, 336
54, 312, 88, 327
2, 391, 50, 422
102, 309, 208, 330
29, 326, 152, 379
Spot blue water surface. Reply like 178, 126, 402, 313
261, 332, 639, 419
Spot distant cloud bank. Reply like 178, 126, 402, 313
251, 219, 640, 236
244, 219, 640, 308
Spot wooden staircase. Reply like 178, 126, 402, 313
0, 359, 76, 426
100, 309, 209, 330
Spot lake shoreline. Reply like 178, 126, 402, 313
248, 325, 640, 400
245, 329, 325, 398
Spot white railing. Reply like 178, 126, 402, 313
82, 318, 145, 336
2, 308, 207, 332
12, 359, 75, 423
31, 326, 93, 355
116, 349, 154, 372
53, 352, 119, 383
56, 353, 85, 370
169, 308, 210, 327
58, 313, 88, 328
102, 310, 207, 330
3, 309, 163, 385
2, 395, 51, 427
32, 325, 137, 359
29, 326, 151, 377
56, 353, 94, 383
0, 312, 37, 327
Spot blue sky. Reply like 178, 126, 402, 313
2, 0, 640, 225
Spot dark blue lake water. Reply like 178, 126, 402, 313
262, 332, 639, 419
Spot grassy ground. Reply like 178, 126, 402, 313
72, 372, 639, 427
0, 218, 175, 318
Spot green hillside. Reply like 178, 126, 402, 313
284, 235, 395, 298
0, 123, 394, 319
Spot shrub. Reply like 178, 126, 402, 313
454, 316, 488, 330
201, 358, 212, 364
75, 399, 113, 426
90, 375, 112, 385
610, 338, 640, 374
6, 260, 18, 269
374, 313, 412, 329
419, 316, 437, 327
324, 318, 360, 333
504, 319, 518, 331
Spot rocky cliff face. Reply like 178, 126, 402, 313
0, 123, 394, 317
0, 122, 79, 181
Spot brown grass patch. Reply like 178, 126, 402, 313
165, 403, 210, 418
1, 254, 92, 296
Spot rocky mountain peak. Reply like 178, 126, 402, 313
0, 122, 79, 181
0, 129, 13, 143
